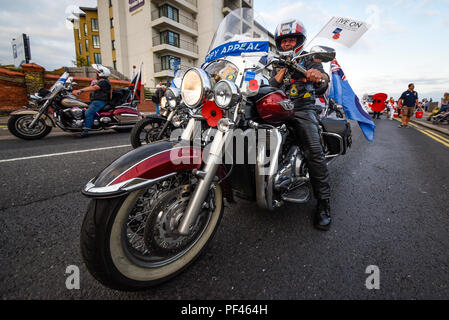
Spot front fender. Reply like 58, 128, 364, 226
10, 109, 54, 127
82, 141, 203, 199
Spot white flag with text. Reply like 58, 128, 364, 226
316, 17, 370, 48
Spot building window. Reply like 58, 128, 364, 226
85, 39, 89, 52
113, 61, 117, 70
161, 55, 180, 70
78, 43, 82, 54
91, 18, 99, 32
111, 40, 115, 50
84, 23, 88, 36
159, 4, 179, 22
86, 56, 90, 65
160, 30, 179, 47
110, 18, 114, 28
94, 53, 102, 64
77, 29, 81, 40
92, 35, 100, 49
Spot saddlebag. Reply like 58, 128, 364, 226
321, 118, 352, 155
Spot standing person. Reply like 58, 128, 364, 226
387, 97, 396, 120
424, 99, 429, 112
152, 85, 164, 114
73, 64, 111, 138
398, 83, 418, 128
271, 19, 332, 231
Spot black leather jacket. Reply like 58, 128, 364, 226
269, 53, 328, 111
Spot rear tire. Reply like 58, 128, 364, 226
130, 117, 170, 149
80, 174, 224, 291
7, 115, 52, 140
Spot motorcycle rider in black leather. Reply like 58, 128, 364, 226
269, 19, 331, 231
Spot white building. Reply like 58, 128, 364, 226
97, 0, 274, 88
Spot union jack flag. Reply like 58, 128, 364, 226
331, 60, 346, 81
329, 59, 375, 142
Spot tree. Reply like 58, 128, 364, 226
72, 56, 89, 67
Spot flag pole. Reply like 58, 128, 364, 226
304, 16, 333, 50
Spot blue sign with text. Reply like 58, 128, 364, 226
205, 41, 269, 64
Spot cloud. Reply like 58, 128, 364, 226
423, 9, 440, 17
0, 0, 96, 70
256, 1, 332, 35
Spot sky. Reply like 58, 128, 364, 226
0, 0, 448, 100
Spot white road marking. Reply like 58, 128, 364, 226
0, 144, 131, 164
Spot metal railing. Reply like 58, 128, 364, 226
151, 10, 198, 30
153, 0, 197, 8
223, 0, 240, 11
154, 63, 191, 73
152, 36, 198, 54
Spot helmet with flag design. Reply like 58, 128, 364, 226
92, 64, 111, 78
274, 19, 307, 58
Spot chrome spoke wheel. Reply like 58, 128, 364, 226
119, 172, 216, 268
15, 115, 46, 137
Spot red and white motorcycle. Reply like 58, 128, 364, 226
80, 8, 352, 290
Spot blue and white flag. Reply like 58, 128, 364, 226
328, 59, 375, 142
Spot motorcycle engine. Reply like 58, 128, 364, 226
70, 108, 84, 120
63, 108, 85, 128
274, 146, 307, 191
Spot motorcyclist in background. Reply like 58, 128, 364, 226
73, 64, 111, 138
269, 19, 332, 231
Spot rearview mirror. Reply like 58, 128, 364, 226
310, 46, 336, 63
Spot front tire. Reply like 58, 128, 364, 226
130, 117, 171, 149
80, 173, 224, 291
8, 115, 52, 140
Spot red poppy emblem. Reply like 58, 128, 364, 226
248, 79, 259, 92
201, 101, 223, 127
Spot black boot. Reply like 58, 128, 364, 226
75, 129, 89, 138
314, 199, 331, 231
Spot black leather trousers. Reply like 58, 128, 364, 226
289, 109, 331, 200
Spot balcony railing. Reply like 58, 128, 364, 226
151, 10, 198, 30
223, 0, 240, 11
153, 36, 198, 54
153, 0, 198, 9
154, 63, 191, 73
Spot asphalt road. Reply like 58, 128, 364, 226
0, 119, 448, 300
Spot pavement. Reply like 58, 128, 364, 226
0, 117, 448, 299
410, 116, 449, 136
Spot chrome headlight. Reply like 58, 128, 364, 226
160, 96, 167, 110
213, 80, 239, 109
165, 87, 181, 109
181, 68, 211, 108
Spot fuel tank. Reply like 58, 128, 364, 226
255, 87, 294, 125
61, 98, 88, 108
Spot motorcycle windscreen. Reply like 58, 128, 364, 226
204, 8, 269, 64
